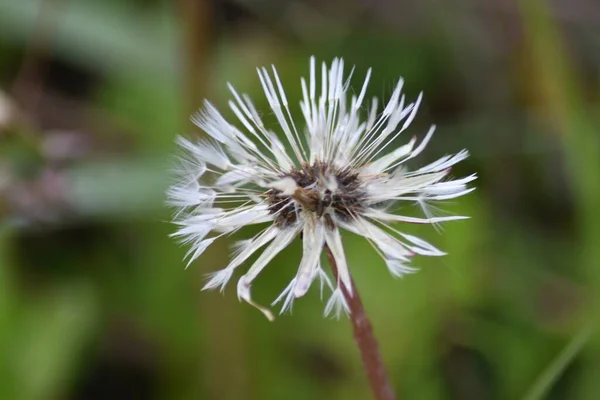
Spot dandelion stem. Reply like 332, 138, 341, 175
325, 245, 397, 400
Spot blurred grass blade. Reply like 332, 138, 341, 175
523, 321, 594, 400
15, 284, 98, 400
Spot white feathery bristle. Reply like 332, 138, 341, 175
267, 177, 298, 195
167, 56, 475, 319
324, 288, 350, 318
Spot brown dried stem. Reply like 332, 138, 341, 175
325, 245, 397, 400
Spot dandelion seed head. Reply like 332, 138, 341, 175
167, 56, 475, 319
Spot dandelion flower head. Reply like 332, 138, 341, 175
168, 57, 476, 320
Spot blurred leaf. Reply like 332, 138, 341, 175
12, 283, 98, 400
0, 0, 178, 81
519, 1, 600, 397
67, 156, 170, 219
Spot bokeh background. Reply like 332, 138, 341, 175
1, 0, 600, 399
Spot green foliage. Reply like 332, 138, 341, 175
0, 0, 598, 398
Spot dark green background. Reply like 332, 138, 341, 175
1, 0, 599, 399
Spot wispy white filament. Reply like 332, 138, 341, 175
168, 57, 475, 319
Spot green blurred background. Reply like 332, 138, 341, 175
1, 0, 600, 399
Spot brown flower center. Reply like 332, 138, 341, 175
266, 162, 364, 227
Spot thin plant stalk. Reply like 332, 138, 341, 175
325, 246, 397, 400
